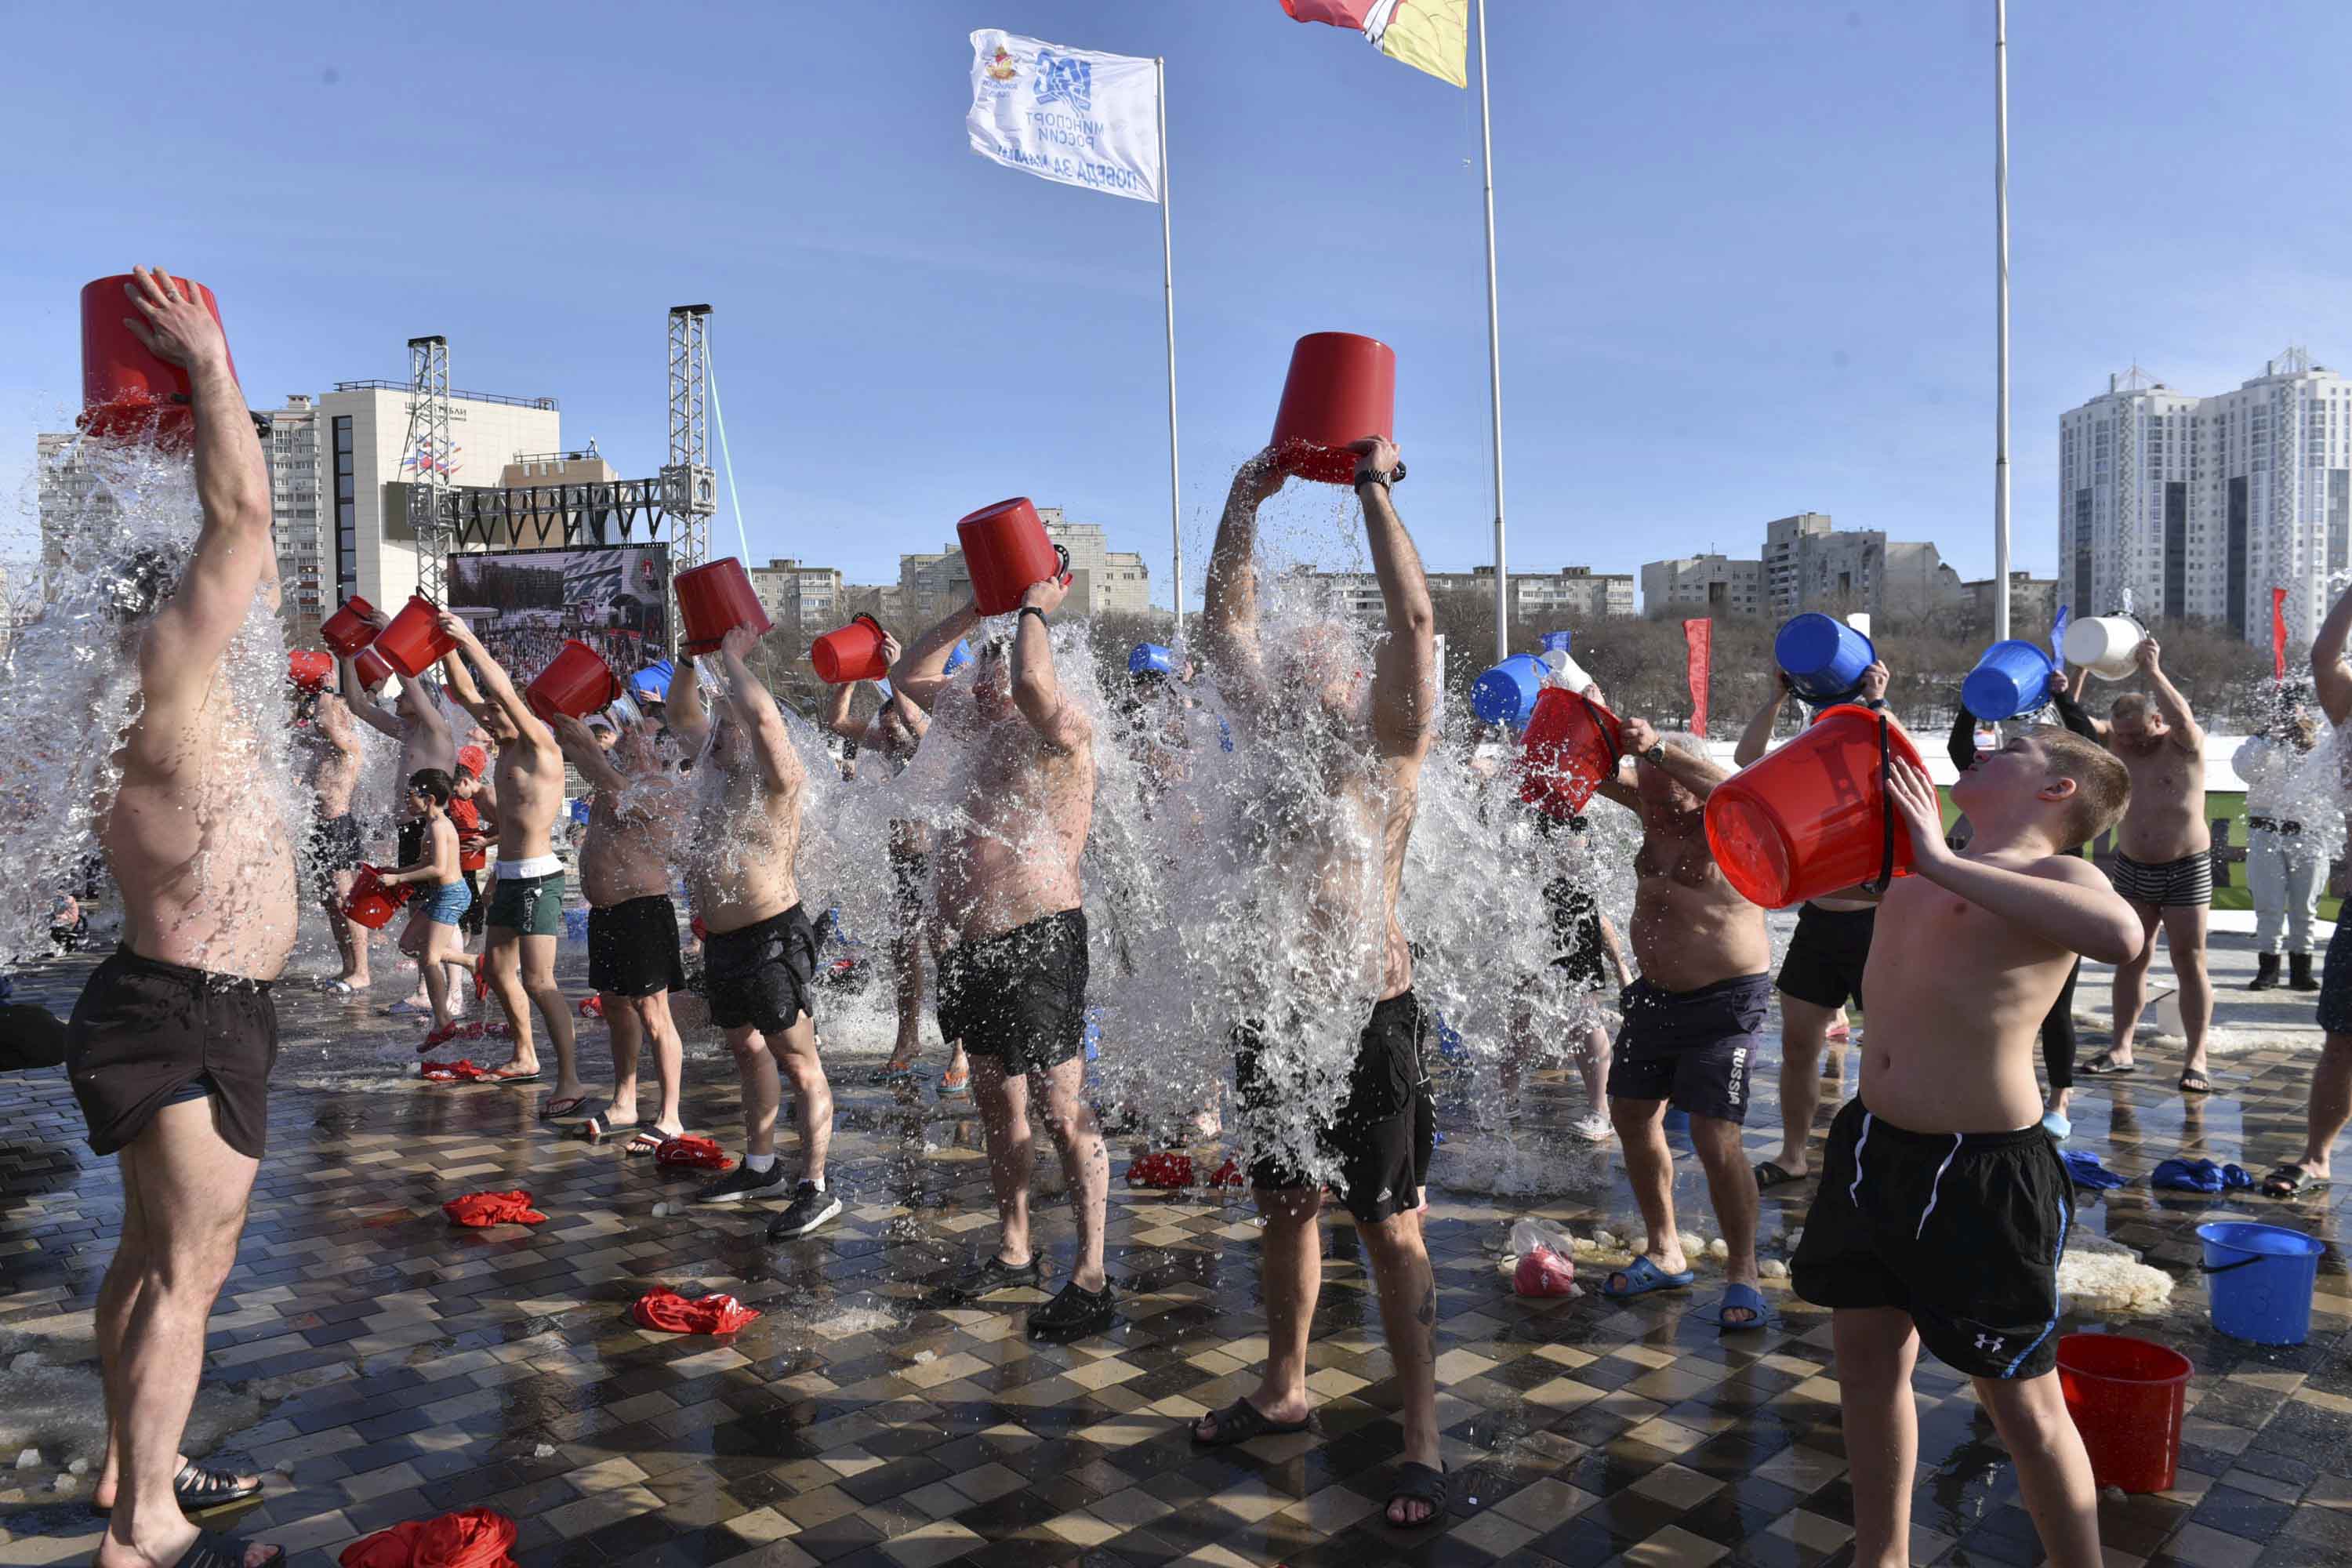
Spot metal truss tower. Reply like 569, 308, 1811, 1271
662, 306, 717, 571
403, 335, 456, 604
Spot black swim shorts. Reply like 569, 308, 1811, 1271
1774, 902, 1875, 1011
936, 909, 1090, 1076
1544, 874, 1609, 993
590, 894, 687, 999
702, 903, 818, 1036
308, 813, 365, 900
1607, 972, 1769, 1123
1793, 1100, 2072, 1381
66, 948, 278, 1161
1236, 990, 1435, 1225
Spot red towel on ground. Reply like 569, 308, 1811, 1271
443, 1190, 548, 1228
633, 1287, 760, 1335
420, 1058, 493, 1083
1126, 1151, 1194, 1189
1207, 1157, 1247, 1188
340, 1507, 518, 1568
654, 1134, 734, 1171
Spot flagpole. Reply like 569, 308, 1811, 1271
1475, 0, 1508, 663
1994, 0, 2012, 644
1156, 56, 1184, 648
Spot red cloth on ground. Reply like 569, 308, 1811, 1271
340, 1507, 518, 1568
654, 1134, 734, 1171
443, 1190, 548, 1228
633, 1287, 760, 1334
1207, 1157, 1247, 1188
1513, 1246, 1577, 1298
1126, 1151, 1193, 1189
420, 1058, 493, 1083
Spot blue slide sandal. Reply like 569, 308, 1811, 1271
1600, 1255, 1697, 1299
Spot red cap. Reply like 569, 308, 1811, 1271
456, 745, 489, 776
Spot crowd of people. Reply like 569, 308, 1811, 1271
42, 270, 2352, 1568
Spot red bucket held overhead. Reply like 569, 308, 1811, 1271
1704, 703, 1926, 909
352, 645, 395, 690
288, 650, 333, 691
1270, 332, 1397, 485
342, 865, 412, 931
957, 498, 1066, 616
674, 557, 773, 655
375, 595, 454, 680
1518, 686, 1624, 819
811, 614, 889, 684
318, 594, 378, 658
524, 641, 620, 723
78, 274, 238, 446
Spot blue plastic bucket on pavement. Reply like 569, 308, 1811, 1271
1471, 654, 1549, 726
1962, 639, 2059, 723
2198, 1221, 2324, 1345
1774, 613, 1874, 704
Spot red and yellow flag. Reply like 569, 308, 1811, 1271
1279, 0, 1468, 89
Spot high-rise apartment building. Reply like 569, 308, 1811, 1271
261, 395, 326, 641
2059, 353, 2352, 648
747, 557, 846, 640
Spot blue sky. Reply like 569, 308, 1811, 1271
8, 2, 2352, 609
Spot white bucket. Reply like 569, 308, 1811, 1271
1845, 612, 1871, 639
1544, 648, 1597, 697
2065, 615, 2145, 681
2152, 989, 2184, 1038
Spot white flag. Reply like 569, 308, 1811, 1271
967, 30, 1161, 204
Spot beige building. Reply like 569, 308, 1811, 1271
1641, 554, 1766, 617
1762, 511, 1966, 622
1311, 563, 1635, 623
884, 506, 1150, 631
1965, 572, 2061, 630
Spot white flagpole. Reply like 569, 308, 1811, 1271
1156, 56, 1184, 647
1994, 0, 2012, 644
1475, 0, 1508, 662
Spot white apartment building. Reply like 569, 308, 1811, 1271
261, 395, 326, 640
746, 557, 845, 635
2060, 352, 2352, 648
1641, 554, 1766, 617
1307, 564, 1635, 622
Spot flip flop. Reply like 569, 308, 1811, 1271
2080, 1051, 2138, 1077
2261, 1163, 2332, 1199
315, 978, 355, 996
1384, 1461, 1448, 1530
1694, 1282, 1776, 1331
579, 1111, 635, 1143
539, 1094, 593, 1123
623, 1127, 669, 1156
1600, 1255, 1697, 1300
869, 1060, 921, 1085
936, 1073, 971, 1102
485, 1066, 541, 1084
2178, 1071, 2214, 1095
1753, 1160, 1808, 1191
1192, 1396, 1311, 1448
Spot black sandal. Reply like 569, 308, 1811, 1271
2261, 1163, 2332, 1199
1753, 1160, 1807, 1190
1192, 1396, 1310, 1448
2081, 1051, 2138, 1077
92, 1460, 264, 1516
2178, 1070, 2213, 1095
171, 1533, 283, 1567
1385, 1461, 1449, 1529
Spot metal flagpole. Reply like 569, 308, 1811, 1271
1994, 0, 2012, 644
1475, 0, 1508, 662
1156, 56, 1184, 647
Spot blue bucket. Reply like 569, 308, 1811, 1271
1129, 642, 1174, 675
1962, 639, 2058, 723
1083, 1005, 1102, 1062
944, 639, 973, 674
561, 907, 590, 942
1471, 654, 1548, 726
1539, 630, 1574, 655
2198, 1221, 2324, 1345
1775, 613, 1875, 704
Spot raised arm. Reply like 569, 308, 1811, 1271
1737, 673, 1795, 769
340, 654, 405, 739
437, 643, 487, 720
878, 633, 930, 739
718, 626, 806, 795
2315, 584, 2352, 727
1620, 714, 1729, 802
667, 654, 710, 752
2045, 668, 2100, 742
1009, 575, 1092, 753
396, 673, 453, 751
1201, 448, 1286, 709
822, 677, 864, 743
2135, 637, 2203, 751
1352, 439, 1436, 760
127, 267, 275, 715
551, 713, 631, 796
891, 602, 985, 713
439, 612, 552, 751
1947, 685, 1980, 772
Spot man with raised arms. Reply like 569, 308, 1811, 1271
668, 628, 840, 1240
71, 267, 289, 1568
299, 662, 372, 996
1189, 438, 1447, 1530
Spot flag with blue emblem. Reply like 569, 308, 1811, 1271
967, 30, 1162, 203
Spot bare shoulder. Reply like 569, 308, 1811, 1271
2027, 854, 2114, 890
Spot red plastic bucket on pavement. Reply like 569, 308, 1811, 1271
673, 557, 773, 655
1518, 686, 1624, 819
318, 595, 378, 657
957, 498, 1066, 615
352, 645, 394, 690
1271, 332, 1397, 484
342, 865, 412, 931
78, 274, 238, 445
376, 595, 454, 679
811, 614, 889, 684
288, 650, 332, 691
525, 641, 620, 722
1705, 704, 1926, 908
2056, 1333, 2192, 1494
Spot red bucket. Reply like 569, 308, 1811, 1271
1704, 703, 1926, 908
525, 640, 621, 722
376, 594, 454, 680
2056, 1333, 2192, 1494
319, 594, 378, 657
674, 558, 773, 655
288, 650, 332, 691
957, 498, 1066, 616
1271, 332, 1397, 485
78, 274, 237, 446
342, 865, 412, 931
352, 645, 394, 690
1518, 686, 1624, 818
811, 615, 888, 684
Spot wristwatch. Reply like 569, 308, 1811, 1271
1642, 742, 1665, 765
1353, 459, 1407, 488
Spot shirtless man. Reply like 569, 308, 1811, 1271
1737, 662, 1889, 1187
553, 710, 687, 1151
2274, 586, 2352, 1199
1794, 730, 2136, 1568
1592, 719, 1772, 1330
2073, 637, 2214, 1092
1189, 439, 1447, 1530
669, 628, 840, 1240
343, 629, 459, 1017
892, 569, 1109, 1337
69, 267, 288, 1568
301, 662, 371, 995
437, 613, 583, 1108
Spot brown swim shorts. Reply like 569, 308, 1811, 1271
66, 947, 279, 1160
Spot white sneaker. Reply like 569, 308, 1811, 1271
1572, 1112, 1614, 1142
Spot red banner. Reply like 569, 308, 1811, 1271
2273, 587, 2289, 678
1683, 619, 1712, 735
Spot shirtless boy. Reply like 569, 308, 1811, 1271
1794, 729, 2136, 1568
301, 663, 371, 995
374, 768, 472, 1038
343, 629, 459, 1017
